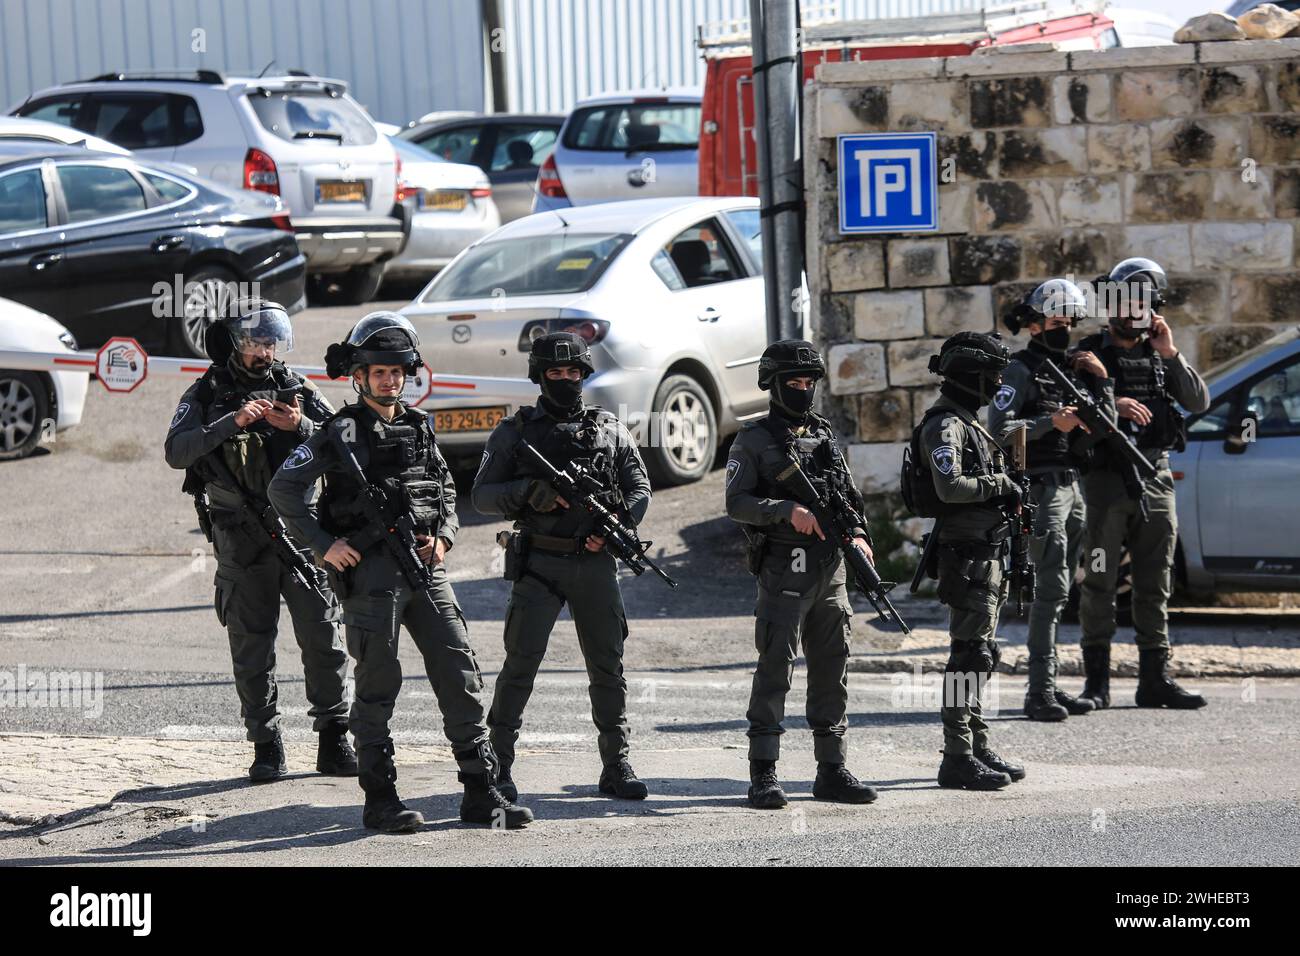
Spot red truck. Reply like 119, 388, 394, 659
698, 2, 1120, 197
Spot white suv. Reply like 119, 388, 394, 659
12, 70, 408, 304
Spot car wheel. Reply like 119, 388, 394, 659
0, 371, 51, 461
335, 263, 386, 306
175, 265, 239, 359
644, 374, 716, 486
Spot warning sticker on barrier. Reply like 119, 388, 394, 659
95, 338, 148, 393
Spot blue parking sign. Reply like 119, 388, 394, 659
838, 132, 938, 234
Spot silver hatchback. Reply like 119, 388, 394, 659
401, 196, 772, 485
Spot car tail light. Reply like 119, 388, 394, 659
565, 319, 608, 344
393, 149, 419, 203
471, 185, 492, 199
517, 318, 609, 351
244, 148, 280, 195
537, 153, 567, 199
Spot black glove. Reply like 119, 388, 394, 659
526, 480, 562, 512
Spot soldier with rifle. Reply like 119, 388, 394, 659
165, 299, 355, 783
724, 340, 881, 810
268, 313, 532, 833
1075, 258, 1211, 710
989, 279, 1110, 721
471, 332, 654, 803
901, 332, 1026, 791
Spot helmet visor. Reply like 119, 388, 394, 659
229, 306, 294, 357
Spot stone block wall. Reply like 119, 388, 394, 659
805, 38, 1300, 495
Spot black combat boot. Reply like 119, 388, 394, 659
812, 763, 878, 804
1022, 688, 1069, 722
249, 730, 287, 783
316, 723, 359, 776
599, 758, 649, 800
1135, 647, 1207, 710
1079, 644, 1111, 709
1054, 689, 1096, 715
937, 753, 1012, 791
748, 759, 788, 809
974, 747, 1026, 781
358, 743, 424, 833
496, 762, 518, 802
459, 771, 534, 828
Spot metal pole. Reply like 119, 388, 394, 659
482, 0, 508, 113
748, 0, 805, 344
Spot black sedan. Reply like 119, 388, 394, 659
0, 142, 306, 357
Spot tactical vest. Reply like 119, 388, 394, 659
901, 405, 1003, 519
756, 413, 860, 508
513, 404, 625, 530
1010, 348, 1073, 471
185, 362, 305, 499
318, 405, 446, 538
1078, 333, 1185, 453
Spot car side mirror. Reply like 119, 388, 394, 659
1223, 410, 1258, 455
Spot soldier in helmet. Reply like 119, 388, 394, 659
990, 279, 1110, 721
1075, 258, 1210, 710
165, 299, 355, 783
472, 331, 652, 802
913, 332, 1026, 790
724, 340, 879, 810
268, 313, 532, 832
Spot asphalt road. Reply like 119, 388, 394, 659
1, 299, 1297, 865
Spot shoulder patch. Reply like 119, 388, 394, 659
930, 445, 957, 476
169, 402, 190, 430
726, 457, 742, 487
993, 384, 1016, 412
283, 445, 314, 470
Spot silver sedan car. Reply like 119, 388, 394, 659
385, 137, 501, 281
400, 196, 771, 485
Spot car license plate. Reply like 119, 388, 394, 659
317, 180, 367, 203
423, 189, 467, 212
434, 406, 507, 433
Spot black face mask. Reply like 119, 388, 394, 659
943, 371, 1001, 411
773, 378, 815, 417
1033, 326, 1071, 355
540, 376, 583, 410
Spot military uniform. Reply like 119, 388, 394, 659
269, 311, 529, 831
1074, 328, 1209, 707
165, 354, 350, 759
919, 396, 1016, 756
989, 339, 1110, 718
726, 339, 878, 809
725, 413, 862, 766
907, 331, 1025, 790
472, 402, 651, 779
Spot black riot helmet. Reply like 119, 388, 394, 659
325, 312, 424, 379
528, 331, 594, 411
758, 339, 825, 418
1002, 278, 1087, 335
929, 331, 1010, 409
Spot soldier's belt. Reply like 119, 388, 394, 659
940, 540, 1007, 561
1028, 468, 1079, 486
522, 533, 585, 555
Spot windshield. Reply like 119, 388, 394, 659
563, 102, 701, 152
423, 233, 632, 301
247, 90, 377, 146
